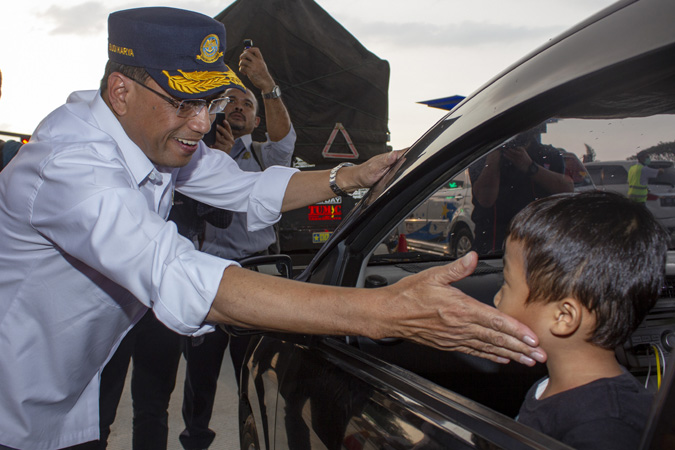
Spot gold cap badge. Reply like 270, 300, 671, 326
197, 34, 223, 64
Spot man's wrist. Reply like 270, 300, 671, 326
526, 161, 539, 176
262, 85, 281, 99
330, 162, 355, 197
256, 75, 276, 94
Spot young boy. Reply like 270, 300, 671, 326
494, 190, 668, 449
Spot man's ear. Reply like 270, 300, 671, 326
254, 116, 261, 128
550, 298, 583, 337
106, 73, 131, 117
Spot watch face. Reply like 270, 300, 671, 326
264, 85, 281, 99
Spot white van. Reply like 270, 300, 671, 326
586, 160, 675, 241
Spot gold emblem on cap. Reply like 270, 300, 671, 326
197, 34, 223, 64
162, 69, 245, 94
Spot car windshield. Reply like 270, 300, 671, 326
375, 115, 675, 262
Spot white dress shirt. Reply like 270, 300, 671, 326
201, 129, 295, 260
0, 90, 297, 449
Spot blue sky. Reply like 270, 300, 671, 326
1, 0, 616, 150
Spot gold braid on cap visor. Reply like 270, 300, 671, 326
162, 69, 245, 94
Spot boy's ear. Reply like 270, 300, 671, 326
550, 298, 583, 337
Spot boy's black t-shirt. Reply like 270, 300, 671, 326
517, 371, 653, 450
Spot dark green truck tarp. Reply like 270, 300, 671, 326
215, 0, 390, 164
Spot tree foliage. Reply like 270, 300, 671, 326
583, 143, 596, 163
626, 141, 675, 161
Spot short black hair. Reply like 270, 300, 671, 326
507, 190, 668, 349
100, 60, 150, 93
637, 150, 651, 164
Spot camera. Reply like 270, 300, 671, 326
243, 39, 253, 49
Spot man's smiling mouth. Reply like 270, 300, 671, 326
176, 138, 198, 146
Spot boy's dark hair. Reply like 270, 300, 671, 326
100, 61, 150, 93
507, 190, 668, 349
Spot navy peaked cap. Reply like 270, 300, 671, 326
108, 7, 245, 99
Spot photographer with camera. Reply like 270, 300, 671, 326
469, 130, 573, 255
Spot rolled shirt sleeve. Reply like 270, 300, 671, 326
26, 128, 296, 335
175, 144, 297, 233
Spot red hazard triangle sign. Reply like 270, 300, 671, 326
321, 122, 359, 159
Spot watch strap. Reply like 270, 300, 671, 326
262, 85, 281, 99
329, 162, 354, 197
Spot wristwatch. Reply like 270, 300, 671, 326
526, 161, 539, 176
329, 162, 354, 197
262, 85, 281, 99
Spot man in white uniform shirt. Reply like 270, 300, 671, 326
0, 7, 545, 449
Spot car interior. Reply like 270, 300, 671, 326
349, 72, 675, 420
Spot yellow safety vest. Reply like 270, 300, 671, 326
628, 163, 648, 203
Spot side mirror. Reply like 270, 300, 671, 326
239, 254, 293, 279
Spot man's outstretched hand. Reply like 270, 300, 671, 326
381, 251, 547, 366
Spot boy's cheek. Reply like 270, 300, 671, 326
493, 290, 503, 309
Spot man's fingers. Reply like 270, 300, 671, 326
409, 309, 546, 366
445, 251, 478, 282
218, 120, 233, 137
381, 150, 403, 170
240, 47, 260, 59
238, 48, 272, 88
468, 302, 547, 365
416, 252, 477, 287
391, 258, 547, 366
359, 150, 405, 186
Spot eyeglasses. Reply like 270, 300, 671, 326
128, 77, 231, 118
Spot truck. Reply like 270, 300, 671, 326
214, 0, 391, 266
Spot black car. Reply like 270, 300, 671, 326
235, 0, 675, 448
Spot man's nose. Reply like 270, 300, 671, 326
189, 107, 212, 134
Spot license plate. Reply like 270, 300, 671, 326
312, 232, 332, 244
660, 197, 675, 207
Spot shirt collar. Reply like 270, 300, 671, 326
230, 133, 252, 159
89, 90, 159, 187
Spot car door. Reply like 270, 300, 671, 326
237, 1, 675, 448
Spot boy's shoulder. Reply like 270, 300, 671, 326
518, 372, 653, 449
